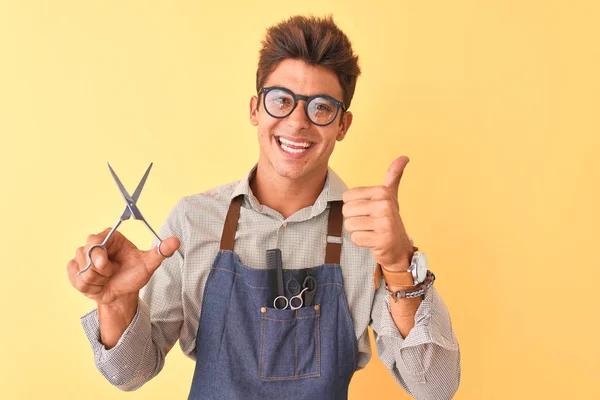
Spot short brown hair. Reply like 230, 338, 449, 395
256, 15, 361, 109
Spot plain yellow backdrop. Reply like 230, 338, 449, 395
1, 1, 598, 399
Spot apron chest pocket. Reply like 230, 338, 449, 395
259, 305, 320, 380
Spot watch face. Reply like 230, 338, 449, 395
416, 252, 428, 282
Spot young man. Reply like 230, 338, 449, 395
68, 15, 460, 399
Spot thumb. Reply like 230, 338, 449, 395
143, 236, 181, 272
383, 156, 410, 196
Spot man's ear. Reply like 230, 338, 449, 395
249, 96, 259, 126
337, 111, 353, 141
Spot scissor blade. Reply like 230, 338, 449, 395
119, 163, 152, 221
132, 162, 153, 202
107, 162, 143, 220
119, 205, 132, 221
107, 162, 134, 201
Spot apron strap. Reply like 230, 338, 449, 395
219, 195, 343, 265
324, 201, 343, 264
220, 195, 243, 251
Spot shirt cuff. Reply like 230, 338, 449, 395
377, 286, 459, 379
80, 299, 152, 389
378, 287, 457, 348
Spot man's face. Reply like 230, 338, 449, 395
250, 59, 353, 182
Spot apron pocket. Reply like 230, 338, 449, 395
259, 306, 320, 380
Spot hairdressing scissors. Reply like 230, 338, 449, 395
274, 271, 317, 310
78, 162, 164, 275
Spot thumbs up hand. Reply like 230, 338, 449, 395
342, 156, 414, 271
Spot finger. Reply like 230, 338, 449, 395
142, 236, 181, 274
67, 258, 80, 287
383, 156, 409, 197
78, 244, 113, 278
85, 228, 112, 247
69, 253, 109, 287
344, 216, 378, 233
349, 231, 377, 249
78, 264, 111, 286
342, 186, 391, 203
67, 259, 105, 295
342, 199, 391, 218
86, 228, 132, 261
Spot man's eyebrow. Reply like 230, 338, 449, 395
280, 86, 339, 99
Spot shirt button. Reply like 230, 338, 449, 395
283, 222, 288, 227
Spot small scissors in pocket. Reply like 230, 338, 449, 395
78, 162, 164, 275
273, 271, 317, 310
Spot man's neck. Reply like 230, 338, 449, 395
249, 162, 327, 219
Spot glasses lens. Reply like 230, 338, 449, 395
264, 89, 295, 117
307, 97, 338, 125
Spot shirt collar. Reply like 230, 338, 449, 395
230, 163, 348, 221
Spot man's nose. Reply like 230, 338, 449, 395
286, 100, 311, 129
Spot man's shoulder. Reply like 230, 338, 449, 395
177, 179, 240, 210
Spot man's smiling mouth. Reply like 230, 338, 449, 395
275, 136, 315, 155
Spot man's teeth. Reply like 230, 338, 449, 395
279, 137, 312, 148
281, 143, 307, 153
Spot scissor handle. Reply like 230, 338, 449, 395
78, 219, 122, 275
289, 287, 309, 310
302, 275, 317, 291
273, 295, 289, 310
156, 240, 166, 257
79, 243, 107, 275
286, 272, 301, 296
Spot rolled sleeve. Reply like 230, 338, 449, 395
371, 286, 461, 399
80, 299, 156, 391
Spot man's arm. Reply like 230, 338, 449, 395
371, 285, 461, 399
388, 293, 422, 338
78, 199, 186, 391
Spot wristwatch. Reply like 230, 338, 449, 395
373, 246, 428, 289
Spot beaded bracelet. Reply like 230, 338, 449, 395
384, 270, 436, 301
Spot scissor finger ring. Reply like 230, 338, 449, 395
273, 295, 289, 310
80, 243, 106, 275
156, 240, 166, 257
289, 287, 309, 310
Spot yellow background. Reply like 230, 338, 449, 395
1, 1, 598, 399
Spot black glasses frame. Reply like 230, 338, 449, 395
259, 86, 346, 127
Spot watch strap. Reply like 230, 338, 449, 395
385, 270, 435, 301
373, 246, 419, 289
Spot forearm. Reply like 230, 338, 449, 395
81, 298, 165, 391
98, 293, 139, 349
372, 287, 461, 399
388, 289, 422, 338
385, 249, 422, 338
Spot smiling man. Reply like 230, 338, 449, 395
68, 15, 460, 400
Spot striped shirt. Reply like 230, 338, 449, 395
81, 164, 460, 399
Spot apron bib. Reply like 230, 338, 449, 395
188, 196, 359, 400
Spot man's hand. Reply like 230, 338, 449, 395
67, 229, 181, 306
342, 156, 414, 271
67, 229, 180, 348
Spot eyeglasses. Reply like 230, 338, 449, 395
259, 86, 346, 127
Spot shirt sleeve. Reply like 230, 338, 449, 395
79, 199, 187, 391
370, 284, 461, 400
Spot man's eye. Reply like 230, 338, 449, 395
314, 103, 333, 113
273, 97, 292, 107
273, 97, 291, 105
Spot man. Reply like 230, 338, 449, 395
68, 15, 460, 399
